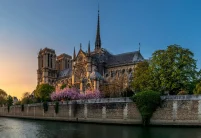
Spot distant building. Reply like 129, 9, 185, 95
13, 97, 18, 105
37, 10, 144, 91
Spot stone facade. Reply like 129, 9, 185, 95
37, 11, 144, 92
2, 96, 201, 125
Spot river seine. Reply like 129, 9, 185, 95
0, 117, 201, 138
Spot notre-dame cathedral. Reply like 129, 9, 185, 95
37, 10, 144, 91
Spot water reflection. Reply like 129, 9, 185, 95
1, 117, 201, 138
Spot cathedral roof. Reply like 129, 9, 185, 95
106, 51, 144, 67
58, 68, 72, 79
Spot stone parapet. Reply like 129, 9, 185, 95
2, 97, 201, 126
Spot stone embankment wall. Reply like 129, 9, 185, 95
1, 96, 201, 126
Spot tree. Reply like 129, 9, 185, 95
132, 90, 161, 126
21, 92, 34, 104
7, 95, 13, 106
35, 84, 55, 101
100, 74, 131, 98
131, 61, 151, 92
194, 81, 201, 95
60, 84, 67, 90
189, 69, 201, 94
0, 89, 7, 106
149, 44, 197, 94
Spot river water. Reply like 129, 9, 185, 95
0, 117, 201, 138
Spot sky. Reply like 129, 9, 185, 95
1, 0, 201, 99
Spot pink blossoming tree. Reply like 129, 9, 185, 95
51, 88, 102, 101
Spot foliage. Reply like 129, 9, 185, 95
51, 88, 102, 101
51, 88, 80, 101
0, 89, 7, 106
121, 87, 134, 97
100, 74, 129, 98
21, 92, 34, 104
132, 90, 161, 126
177, 90, 188, 95
60, 84, 67, 90
100, 84, 123, 98
131, 61, 151, 92
35, 84, 55, 102
15, 101, 21, 105
7, 95, 13, 113
194, 81, 201, 95
54, 101, 59, 114
7, 105, 10, 113
43, 102, 48, 112
7, 95, 13, 106
149, 44, 197, 95
21, 104, 24, 112
72, 101, 78, 117
85, 90, 102, 99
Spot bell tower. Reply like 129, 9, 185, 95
37, 48, 57, 85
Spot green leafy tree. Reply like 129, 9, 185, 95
194, 81, 201, 94
60, 84, 67, 90
0, 89, 7, 106
189, 69, 201, 94
149, 44, 197, 95
35, 84, 55, 101
132, 90, 161, 126
7, 95, 13, 106
131, 61, 151, 92
21, 92, 34, 104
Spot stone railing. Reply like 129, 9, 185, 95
19, 97, 133, 107
161, 95, 201, 100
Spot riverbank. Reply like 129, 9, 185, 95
1, 96, 201, 126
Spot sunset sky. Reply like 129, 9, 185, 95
1, 0, 201, 99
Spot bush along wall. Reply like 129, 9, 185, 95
7, 105, 10, 113
72, 101, 78, 117
54, 101, 59, 114
132, 90, 161, 126
21, 104, 24, 112
43, 102, 48, 112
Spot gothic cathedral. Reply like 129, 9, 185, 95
37, 10, 144, 92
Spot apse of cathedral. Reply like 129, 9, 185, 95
37, 10, 144, 92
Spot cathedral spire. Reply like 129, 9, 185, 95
80, 43, 82, 50
139, 43, 141, 53
88, 41, 91, 54
95, 8, 101, 51
73, 46, 76, 60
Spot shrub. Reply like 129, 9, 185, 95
121, 87, 134, 97
43, 102, 48, 112
60, 84, 67, 90
54, 101, 59, 114
7, 105, 10, 113
7, 95, 13, 113
177, 90, 188, 95
21, 104, 24, 112
132, 90, 161, 126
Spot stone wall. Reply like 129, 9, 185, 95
1, 96, 201, 125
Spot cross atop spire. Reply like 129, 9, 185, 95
95, 7, 101, 51
80, 43, 82, 50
